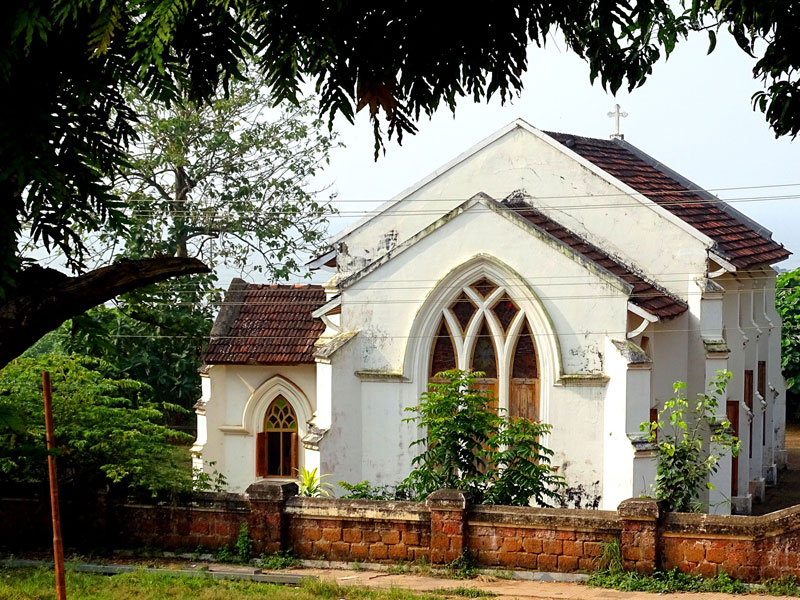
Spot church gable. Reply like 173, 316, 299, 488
338, 192, 686, 320
325, 120, 789, 281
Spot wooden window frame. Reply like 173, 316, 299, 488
256, 396, 299, 479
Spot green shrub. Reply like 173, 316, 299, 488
400, 369, 564, 506
641, 371, 740, 512
297, 466, 333, 497
339, 480, 398, 500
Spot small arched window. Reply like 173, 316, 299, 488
256, 396, 298, 478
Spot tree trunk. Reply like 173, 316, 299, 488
0, 256, 209, 368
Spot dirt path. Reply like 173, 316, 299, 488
752, 423, 800, 515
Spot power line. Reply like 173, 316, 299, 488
40, 322, 781, 341
96, 191, 800, 217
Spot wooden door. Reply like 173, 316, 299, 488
510, 378, 538, 420
745, 370, 753, 458
726, 400, 740, 497
473, 378, 499, 413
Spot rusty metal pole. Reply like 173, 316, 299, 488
43, 371, 66, 600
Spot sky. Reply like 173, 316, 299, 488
304, 28, 800, 280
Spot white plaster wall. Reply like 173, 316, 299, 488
201, 364, 317, 493
319, 339, 363, 492
602, 341, 634, 509
337, 125, 709, 299
650, 313, 690, 407
721, 274, 749, 500
333, 203, 629, 505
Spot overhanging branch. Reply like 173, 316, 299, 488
0, 257, 209, 368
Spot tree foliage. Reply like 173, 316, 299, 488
2, 0, 798, 365
59, 75, 336, 410
0, 354, 193, 496
776, 268, 800, 399
401, 369, 564, 506
642, 371, 740, 513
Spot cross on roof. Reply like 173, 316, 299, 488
607, 104, 628, 140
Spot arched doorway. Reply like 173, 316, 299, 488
428, 277, 539, 419
256, 395, 298, 477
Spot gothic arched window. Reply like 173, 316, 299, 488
256, 396, 298, 477
428, 278, 539, 419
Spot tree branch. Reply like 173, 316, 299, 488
0, 257, 209, 368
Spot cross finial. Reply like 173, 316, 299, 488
607, 104, 628, 140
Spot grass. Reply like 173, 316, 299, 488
0, 567, 447, 600
587, 568, 749, 594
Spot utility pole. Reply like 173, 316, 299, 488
43, 371, 66, 600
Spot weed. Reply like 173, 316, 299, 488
214, 546, 237, 564
484, 569, 513, 580
762, 575, 800, 595
190, 544, 209, 561
388, 561, 410, 575
234, 522, 253, 562
587, 567, 748, 594
432, 586, 497, 598
257, 550, 300, 570
594, 538, 622, 573
351, 559, 363, 571
442, 550, 477, 580
412, 555, 432, 576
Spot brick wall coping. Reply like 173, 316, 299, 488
662, 504, 800, 540
123, 491, 250, 512
284, 497, 431, 523
468, 505, 622, 533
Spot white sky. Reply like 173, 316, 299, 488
308, 29, 800, 279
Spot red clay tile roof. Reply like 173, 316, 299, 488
505, 196, 688, 319
204, 279, 326, 365
543, 132, 791, 269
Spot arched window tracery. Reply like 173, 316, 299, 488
428, 278, 540, 419
256, 395, 298, 478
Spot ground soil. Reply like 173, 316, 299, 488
752, 423, 800, 515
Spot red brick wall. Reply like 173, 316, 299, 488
467, 505, 620, 572
5, 485, 800, 582
658, 508, 800, 581
285, 497, 430, 563
117, 499, 250, 551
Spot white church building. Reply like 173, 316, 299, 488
193, 120, 790, 514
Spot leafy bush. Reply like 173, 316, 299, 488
641, 371, 740, 512
339, 480, 399, 500
400, 369, 564, 506
484, 416, 564, 507
762, 575, 800, 596
192, 460, 228, 492
0, 354, 192, 496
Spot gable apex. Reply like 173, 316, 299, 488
329, 119, 539, 245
